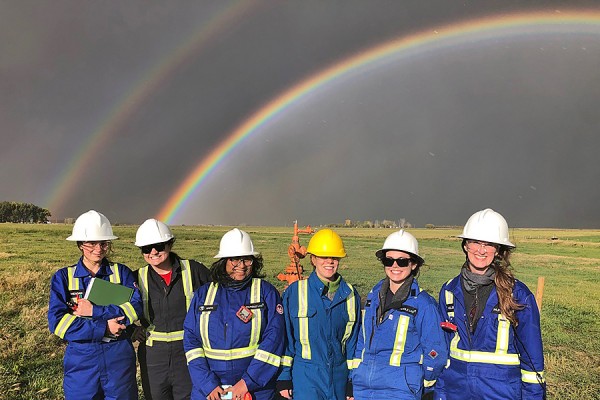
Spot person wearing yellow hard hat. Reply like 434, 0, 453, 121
351, 230, 448, 400
132, 218, 211, 400
277, 228, 361, 400
435, 209, 545, 400
48, 210, 143, 400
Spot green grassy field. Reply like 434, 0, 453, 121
0, 223, 598, 399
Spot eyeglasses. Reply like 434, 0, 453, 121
382, 257, 414, 268
466, 240, 498, 254
82, 241, 110, 251
229, 257, 254, 267
141, 242, 167, 254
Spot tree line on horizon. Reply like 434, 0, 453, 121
0, 201, 51, 223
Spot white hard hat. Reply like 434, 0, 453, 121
66, 210, 118, 241
376, 230, 424, 264
214, 228, 259, 258
135, 218, 174, 247
458, 208, 515, 247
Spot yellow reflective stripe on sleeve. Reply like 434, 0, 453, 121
148, 330, 184, 342
109, 263, 121, 284
139, 266, 151, 322
54, 314, 77, 339
390, 315, 411, 366
249, 279, 262, 347
495, 314, 510, 354
348, 358, 361, 370
450, 333, 520, 365
281, 355, 293, 367
186, 348, 205, 363
203, 345, 258, 360
297, 279, 311, 360
341, 283, 356, 353
67, 267, 78, 291
199, 283, 219, 349
522, 369, 544, 383
424, 379, 436, 388
180, 260, 194, 311
118, 302, 138, 324
255, 349, 281, 367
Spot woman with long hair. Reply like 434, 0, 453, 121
435, 209, 545, 399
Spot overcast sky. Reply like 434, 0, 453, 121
1, 1, 599, 228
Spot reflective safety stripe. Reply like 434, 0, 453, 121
139, 266, 151, 323
255, 349, 281, 367
54, 313, 77, 339
297, 280, 311, 359
341, 283, 357, 354
522, 369, 545, 383
180, 260, 195, 311
197, 279, 263, 360
348, 358, 361, 369
204, 345, 258, 360
496, 314, 510, 354
390, 315, 411, 366
185, 348, 205, 363
281, 355, 293, 367
450, 333, 520, 365
109, 264, 120, 283
148, 330, 184, 342
424, 379, 436, 388
249, 278, 262, 347
119, 301, 137, 324
444, 283, 454, 318
67, 267, 78, 291
199, 283, 219, 349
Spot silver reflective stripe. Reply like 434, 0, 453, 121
67, 267, 79, 291
450, 333, 520, 365
139, 266, 151, 322
109, 263, 120, 283
54, 314, 77, 339
249, 279, 262, 347
390, 315, 411, 366
255, 349, 281, 367
522, 369, 545, 383
180, 260, 195, 311
297, 280, 311, 359
185, 348, 205, 363
199, 283, 219, 349
341, 283, 356, 356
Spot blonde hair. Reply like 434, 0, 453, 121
493, 246, 524, 326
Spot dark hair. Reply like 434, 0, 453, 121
462, 239, 523, 325
210, 254, 265, 285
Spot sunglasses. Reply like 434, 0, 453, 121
381, 257, 414, 268
141, 242, 167, 254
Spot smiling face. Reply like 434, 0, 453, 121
464, 240, 498, 274
80, 241, 110, 266
226, 257, 253, 281
142, 242, 172, 271
311, 255, 340, 282
382, 250, 417, 286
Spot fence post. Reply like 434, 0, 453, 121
535, 276, 545, 315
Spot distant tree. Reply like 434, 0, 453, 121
0, 201, 51, 223
425, 224, 436, 229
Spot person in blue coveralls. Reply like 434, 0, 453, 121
352, 230, 448, 400
183, 228, 285, 400
435, 209, 545, 400
48, 210, 142, 400
277, 228, 361, 400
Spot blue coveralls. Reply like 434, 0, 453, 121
278, 272, 361, 400
435, 276, 545, 399
48, 258, 142, 400
183, 278, 285, 400
352, 278, 448, 400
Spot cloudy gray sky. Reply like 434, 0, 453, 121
1, 1, 599, 228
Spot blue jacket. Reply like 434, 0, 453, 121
183, 278, 285, 400
352, 278, 448, 400
435, 276, 545, 400
48, 258, 143, 400
278, 272, 361, 400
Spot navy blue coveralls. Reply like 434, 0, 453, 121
48, 258, 142, 400
183, 278, 285, 400
435, 276, 545, 399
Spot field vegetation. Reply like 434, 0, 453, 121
0, 223, 598, 399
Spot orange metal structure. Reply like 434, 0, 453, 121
277, 220, 314, 287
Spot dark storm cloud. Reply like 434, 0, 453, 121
1, 1, 599, 227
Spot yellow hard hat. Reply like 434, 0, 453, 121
307, 229, 346, 258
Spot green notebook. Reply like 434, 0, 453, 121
84, 277, 133, 306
